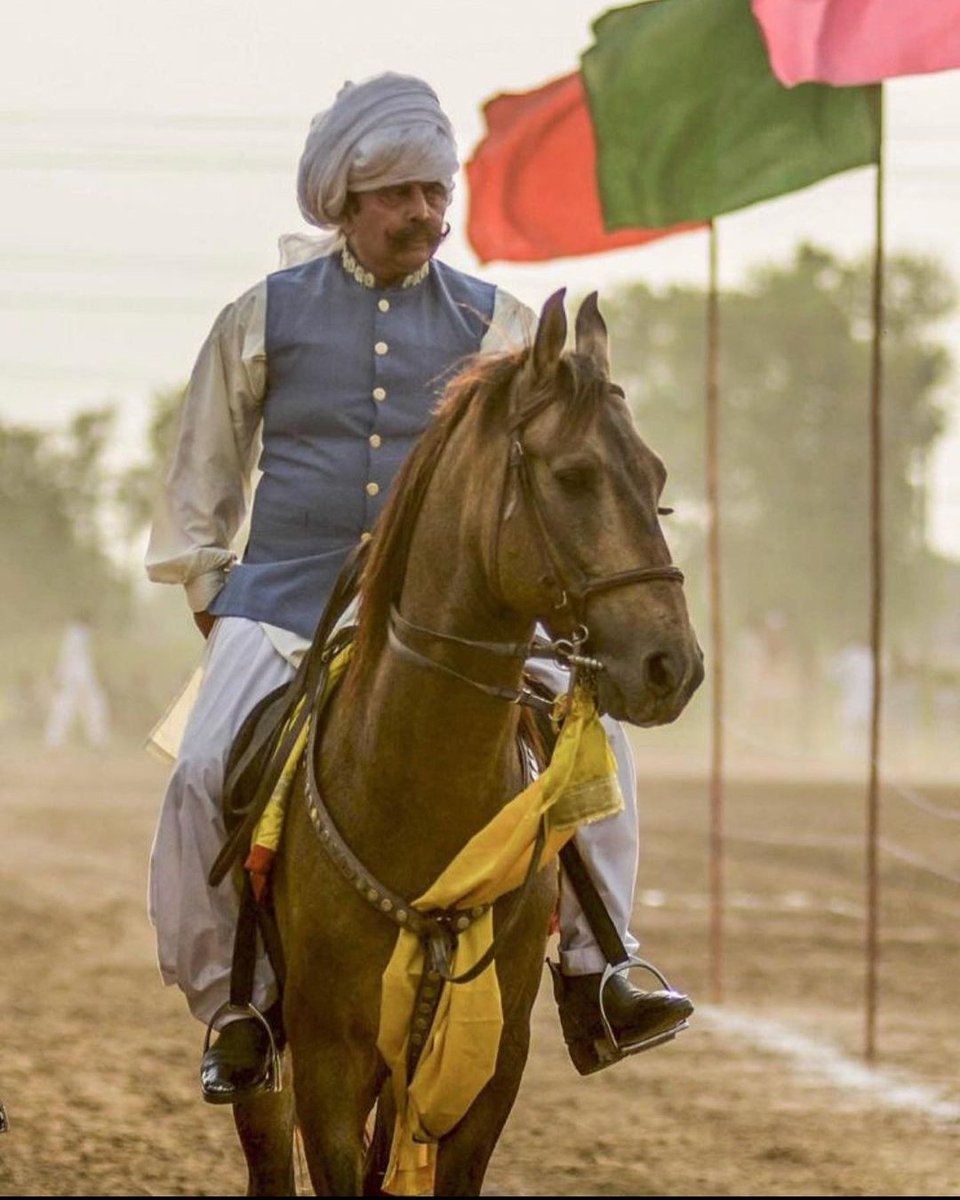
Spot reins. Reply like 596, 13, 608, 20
387, 605, 601, 714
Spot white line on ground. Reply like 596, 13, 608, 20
699, 1006, 960, 1124
638, 888, 865, 919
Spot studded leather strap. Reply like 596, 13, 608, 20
304, 709, 490, 942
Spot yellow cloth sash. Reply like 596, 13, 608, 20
377, 685, 622, 1195
246, 661, 622, 1197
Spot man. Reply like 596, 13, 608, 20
146, 71, 691, 1104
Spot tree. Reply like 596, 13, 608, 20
0, 407, 140, 741
604, 244, 952, 648
602, 245, 955, 749
115, 384, 185, 538
0, 408, 131, 641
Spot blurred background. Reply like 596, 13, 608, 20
2, 0, 958, 777
1, 9, 957, 1192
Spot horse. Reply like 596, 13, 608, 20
231, 289, 704, 1196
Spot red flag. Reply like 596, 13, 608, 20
465, 72, 704, 263
752, 0, 960, 86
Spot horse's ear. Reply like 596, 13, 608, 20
575, 291, 610, 378
531, 288, 568, 377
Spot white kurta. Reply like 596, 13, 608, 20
148, 254, 641, 1025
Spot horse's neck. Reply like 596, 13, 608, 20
320, 412, 542, 892
322, 574, 534, 898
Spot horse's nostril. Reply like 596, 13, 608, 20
646, 651, 674, 692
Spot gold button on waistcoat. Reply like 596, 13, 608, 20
378, 298, 390, 313
375, 341, 388, 355
366, 481, 380, 496
369, 434, 381, 448
373, 387, 386, 401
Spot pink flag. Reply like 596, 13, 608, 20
752, 0, 960, 86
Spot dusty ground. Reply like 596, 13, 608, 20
0, 746, 957, 1196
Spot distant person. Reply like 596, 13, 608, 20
827, 640, 874, 758
44, 613, 110, 749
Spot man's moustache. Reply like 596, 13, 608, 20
388, 223, 442, 250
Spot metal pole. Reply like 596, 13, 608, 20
705, 221, 725, 1003
864, 85, 885, 1065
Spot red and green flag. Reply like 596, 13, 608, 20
465, 71, 704, 263
751, 0, 960, 86
581, 0, 881, 229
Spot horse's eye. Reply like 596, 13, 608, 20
658, 506, 674, 516
555, 467, 597, 491
551, 453, 600, 492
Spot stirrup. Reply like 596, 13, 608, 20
597, 958, 690, 1062
202, 1001, 283, 1102
550, 956, 691, 1076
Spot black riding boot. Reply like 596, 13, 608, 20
200, 1001, 283, 1105
550, 965, 693, 1076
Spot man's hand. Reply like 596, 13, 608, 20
193, 610, 216, 639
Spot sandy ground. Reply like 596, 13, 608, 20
0, 747, 958, 1196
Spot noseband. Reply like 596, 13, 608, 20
389, 385, 684, 706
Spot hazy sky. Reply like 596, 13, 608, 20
5, 0, 960, 553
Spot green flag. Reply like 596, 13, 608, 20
581, 0, 881, 228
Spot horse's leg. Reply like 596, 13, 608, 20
361, 1082, 396, 1197
232, 1072, 297, 1197
290, 1033, 384, 1197
436, 892, 553, 1197
432, 1020, 532, 1197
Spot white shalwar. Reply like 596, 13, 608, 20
147, 258, 641, 1027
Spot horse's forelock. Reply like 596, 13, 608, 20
534, 354, 609, 442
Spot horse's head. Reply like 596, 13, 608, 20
352, 288, 702, 727
494, 289, 704, 726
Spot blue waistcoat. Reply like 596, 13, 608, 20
208, 253, 496, 639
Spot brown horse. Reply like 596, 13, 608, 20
233, 289, 703, 1195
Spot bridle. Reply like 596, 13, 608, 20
388, 382, 685, 706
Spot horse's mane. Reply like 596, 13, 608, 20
341, 343, 610, 702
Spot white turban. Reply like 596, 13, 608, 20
296, 72, 458, 230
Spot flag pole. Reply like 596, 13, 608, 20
864, 84, 885, 1064
705, 220, 725, 1003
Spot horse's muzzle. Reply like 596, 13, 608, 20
597, 641, 704, 727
